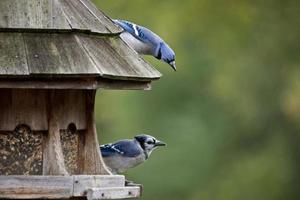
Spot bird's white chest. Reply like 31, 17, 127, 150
103, 153, 146, 174
119, 32, 153, 55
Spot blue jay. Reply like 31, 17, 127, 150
113, 19, 176, 71
100, 134, 166, 174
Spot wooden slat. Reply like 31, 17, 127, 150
73, 175, 125, 196
23, 33, 100, 75
0, 33, 29, 75
78, 0, 122, 33
43, 90, 69, 176
87, 187, 141, 200
53, 90, 87, 130
0, 0, 70, 30
0, 0, 31, 28
59, 0, 110, 33
77, 34, 162, 80
52, 0, 72, 29
11, 90, 48, 130
19, 0, 52, 29
0, 90, 13, 131
0, 89, 48, 131
0, 176, 73, 199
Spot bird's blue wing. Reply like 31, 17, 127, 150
100, 140, 141, 157
113, 19, 162, 45
100, 144, 121, 157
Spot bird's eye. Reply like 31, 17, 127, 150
146, 141, 152, 144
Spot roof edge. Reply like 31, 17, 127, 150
0, 77, 153, 90
0, 28, 121, 36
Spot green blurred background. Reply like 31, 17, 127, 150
92, 0, 300, 199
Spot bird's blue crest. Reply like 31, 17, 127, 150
134, 134, 152, 143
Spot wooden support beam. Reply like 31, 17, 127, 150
78, 90, 111, 175
43, 90, 69, 175
87, 187, 140, 200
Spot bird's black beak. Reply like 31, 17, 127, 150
169, 61, 176, 71
155, 140, 167, 147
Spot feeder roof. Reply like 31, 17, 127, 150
0, 0, 161, 87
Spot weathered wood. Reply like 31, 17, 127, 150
0, 33, 29, 75
78, 90, 111, 175
0, 79, 99, 89
0, 31, 161, 81
0, 0, 122, 34
73, 175, 125, 196
23, 33, 100, 75
0, 175, 73, 199
11, 89, 48, 130
76, 34, 162, 80
0, 0, 70, 30
0, 0, 162, 83
78, 0, 122, 33
0, 78, 152, 90
87, 187, 141, 200
59, 0, 109, 33
0, 175, 140, 199
0, 89, 48, 131
43, 90, 68, 175
0, 89, 87, 131
59, 0, 121, 34
98, 79, 152, 90
52, 0, 72, 29
0, 0, 40, 29
54, 90, 87, 130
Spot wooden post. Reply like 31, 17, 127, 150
43, 90, 68, 175
79, 90, 111, 175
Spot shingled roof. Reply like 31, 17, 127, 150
0, 0, 161, 89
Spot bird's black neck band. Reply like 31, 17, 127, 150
155, 46, 162, 60
144, 151, 149, 160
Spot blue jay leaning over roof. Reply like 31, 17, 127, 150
113, 19, 176, 71
100, 134, 166, 175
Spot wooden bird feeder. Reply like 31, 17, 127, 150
0, 0, 161, 199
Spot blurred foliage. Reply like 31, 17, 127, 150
92, 0, 300, 199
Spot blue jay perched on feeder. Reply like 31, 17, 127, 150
100, 134, 166, 174
113, 19, 176, 71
